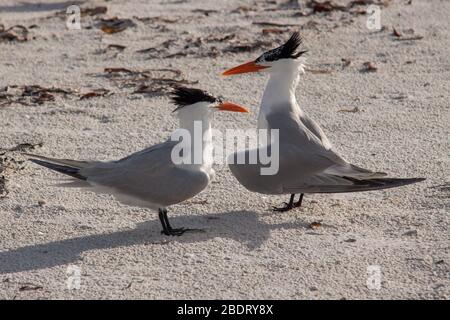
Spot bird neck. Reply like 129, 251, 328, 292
176, 110, 213, 170
258, 64, 302, 129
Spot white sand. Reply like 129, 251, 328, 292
0, 0, 448, 299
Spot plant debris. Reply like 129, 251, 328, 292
19, 284, 43, 291
338, 106, 360, 113
361, 62, 378, 72
0, 25, 29, 42
80, 89, 111, 100
392, 27, 402, 37
253, 21, 301, 27
0, 85, 76, 107
393, 35, 424, 41
305, 68, 332, 74
341, 58, 352, 68
1, 142, 42, 199
262, 28, 287, 35
82, 6, 108, 17
134, 16, 179, 24
99, 17, 136, 34
309, 221, 322, 229
305, 0, 390, 16
100, 68, 197, 97
191, 9, 219, 16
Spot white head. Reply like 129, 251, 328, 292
222, 32, 307, 77
171, 87, 248, 119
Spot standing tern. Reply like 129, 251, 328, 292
27, 87, 249, 235
223, 32, 425, 211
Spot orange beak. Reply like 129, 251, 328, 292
222, 61, 270, 76
216, 102, 249, 113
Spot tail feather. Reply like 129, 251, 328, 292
28, 158, 87, 181
24, 153, 89, 169
285, 177, 425, 194
325, 163, 387, 180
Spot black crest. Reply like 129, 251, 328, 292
171, 86, 217, 111
256, 32, 306, 63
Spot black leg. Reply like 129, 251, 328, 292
159, 208, 203, 236
158, 208, 171, 236
273, 194, 296, 212
294, 193, 304, 208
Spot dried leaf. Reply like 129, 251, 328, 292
80, 89, 110, 100
309, 221, 322, 229
0, 25, 29, 42
341, 58, 351, 68
19, 284, 43, 291
106, 44, 126, 51
393, 35, 423, 41
307, 0, 347, 13
361, 62, 377, 72
253, 21, 300, 27
262, 28, 286, 35
134, 16, 178, 24
104, 67, 134, 74
392, 27, 402, 37
338, 106, 360, 113
191, 9, 218, 16
100, 18, 136, 34
82, 6, 107, 17
305, 68, 332, 74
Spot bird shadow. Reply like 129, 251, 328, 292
0, 1, 85, 13
0, 210, 308, 274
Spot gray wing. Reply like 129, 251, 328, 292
229, 111, 343, 194
266, 110, 347, 169
298, 110, 332, 150
229, 109, 385, 194
81, 140, 210, 207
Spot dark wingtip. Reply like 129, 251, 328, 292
29, 158, 87, 180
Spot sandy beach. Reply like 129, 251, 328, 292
0, 0, 448, 299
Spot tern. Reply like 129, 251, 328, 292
27, 87, 249, 235
223, 32, 425, 211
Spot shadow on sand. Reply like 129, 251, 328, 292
0, 1, 85, 13
0, 210, 308, 274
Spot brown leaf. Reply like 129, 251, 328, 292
134, 16, 178, 24
305, 68, 332, 74
19, 284, 43, 291
392, 27, 402, 37
80, 89, 110, 100
0, 25, 29, 42
341, 58, 351, 68
253, 21, 300, 27
362, 62, 377, 72
100, 18, 136, 34
309, 221, 322, 229
307, 0, 347, 13
104, 67, 133, 74
106, 44, 126, 51
82, 6, 107, 17
191, 9, 218, 16
262, 28, 286, 35
338, 106, 360, 113
393, 35, 423, 41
